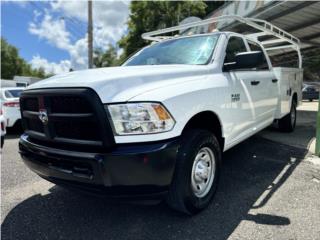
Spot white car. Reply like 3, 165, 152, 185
0, 87, 24, 128
0, 109, 6, 148
18, 16, 303, 214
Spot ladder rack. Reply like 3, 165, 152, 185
142, 15, 302, 68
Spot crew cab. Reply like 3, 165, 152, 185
19, 16, 303, 214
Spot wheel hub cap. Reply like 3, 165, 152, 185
191, 147, 216, 198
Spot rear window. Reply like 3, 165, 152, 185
305, 85, 317, 91
247, 40, 269, 70
4, 89, 23, 98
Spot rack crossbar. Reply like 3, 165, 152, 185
142, 15, 302, 68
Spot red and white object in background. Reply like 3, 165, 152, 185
3, 101, 20, 108
1, 87, 24, 128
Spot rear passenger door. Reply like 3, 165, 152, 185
246, 40, 278, 124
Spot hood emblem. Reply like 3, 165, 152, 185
38, 109, 49, 125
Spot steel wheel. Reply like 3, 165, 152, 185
191, 147, 216, 198
166, 130, 221, 214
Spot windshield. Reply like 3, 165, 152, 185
124, 35, 219, 66
4, 89, 23, 98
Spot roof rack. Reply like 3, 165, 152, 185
142, 15, 302, 68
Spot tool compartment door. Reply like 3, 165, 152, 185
273, 67, 303, 119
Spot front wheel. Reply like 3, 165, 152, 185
166, 129, 221, 215
278, 101, 296, 132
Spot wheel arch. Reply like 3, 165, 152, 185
292, 92, 298, 105
182, 111, 225, 150
290, 92, 298, 109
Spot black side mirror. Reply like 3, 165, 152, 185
224, 51, 264, 71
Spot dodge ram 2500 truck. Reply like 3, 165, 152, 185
19, 16, 303, 214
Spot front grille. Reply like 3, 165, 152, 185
23, 97, 39, 111
27, 118, 44, 133
50, 96, 92, 113
20, 88, 115, 151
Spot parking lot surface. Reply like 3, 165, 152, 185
1, 101, 320, 240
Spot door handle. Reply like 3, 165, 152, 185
251, 80, 260, 86
272, 79, 278, 83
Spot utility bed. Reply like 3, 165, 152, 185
274, 67, 303, 119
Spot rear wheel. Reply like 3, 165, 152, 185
166, 129, 221, 215
278, 100, 296, 132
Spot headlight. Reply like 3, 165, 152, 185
106, 103, 175, 135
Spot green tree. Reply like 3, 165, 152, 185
1, 38, 50, 79
118, 1, 223, 60
32, 67, 46, 79
94, 44, 119, 67
304, 51, 320, 81
1, 38, 23, 79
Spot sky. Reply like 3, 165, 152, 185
1, 0, 130, 74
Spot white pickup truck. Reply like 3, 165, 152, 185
19, 16, 302, 214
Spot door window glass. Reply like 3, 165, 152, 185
224, 37, 247, 64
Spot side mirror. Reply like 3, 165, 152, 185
224, 51, 264, 71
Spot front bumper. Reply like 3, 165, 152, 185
19, 134, 179, 199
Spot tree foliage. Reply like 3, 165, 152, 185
304, 51, 320, 81
119, 1, 210, 59
94, 1, 223, 67
93, 44, 119, 68
1, 38, 48, 80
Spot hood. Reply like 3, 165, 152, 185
27, 65, 209, 103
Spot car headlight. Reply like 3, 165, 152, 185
106, 103, 175, 135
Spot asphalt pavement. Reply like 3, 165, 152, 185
1, 101, 320, 240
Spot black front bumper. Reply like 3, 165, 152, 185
19, 134, 179, 199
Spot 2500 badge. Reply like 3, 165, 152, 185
231, 93, 240, 102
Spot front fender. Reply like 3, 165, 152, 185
114, 75, 230, 144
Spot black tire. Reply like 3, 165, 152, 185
166, 129, 221, 215
278, 100, 296, 132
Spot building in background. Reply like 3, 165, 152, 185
13, 76, 41, 87
1, 76, 42, 88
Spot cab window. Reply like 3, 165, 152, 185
247, 40, 269, 70
224, 36, 247, 64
